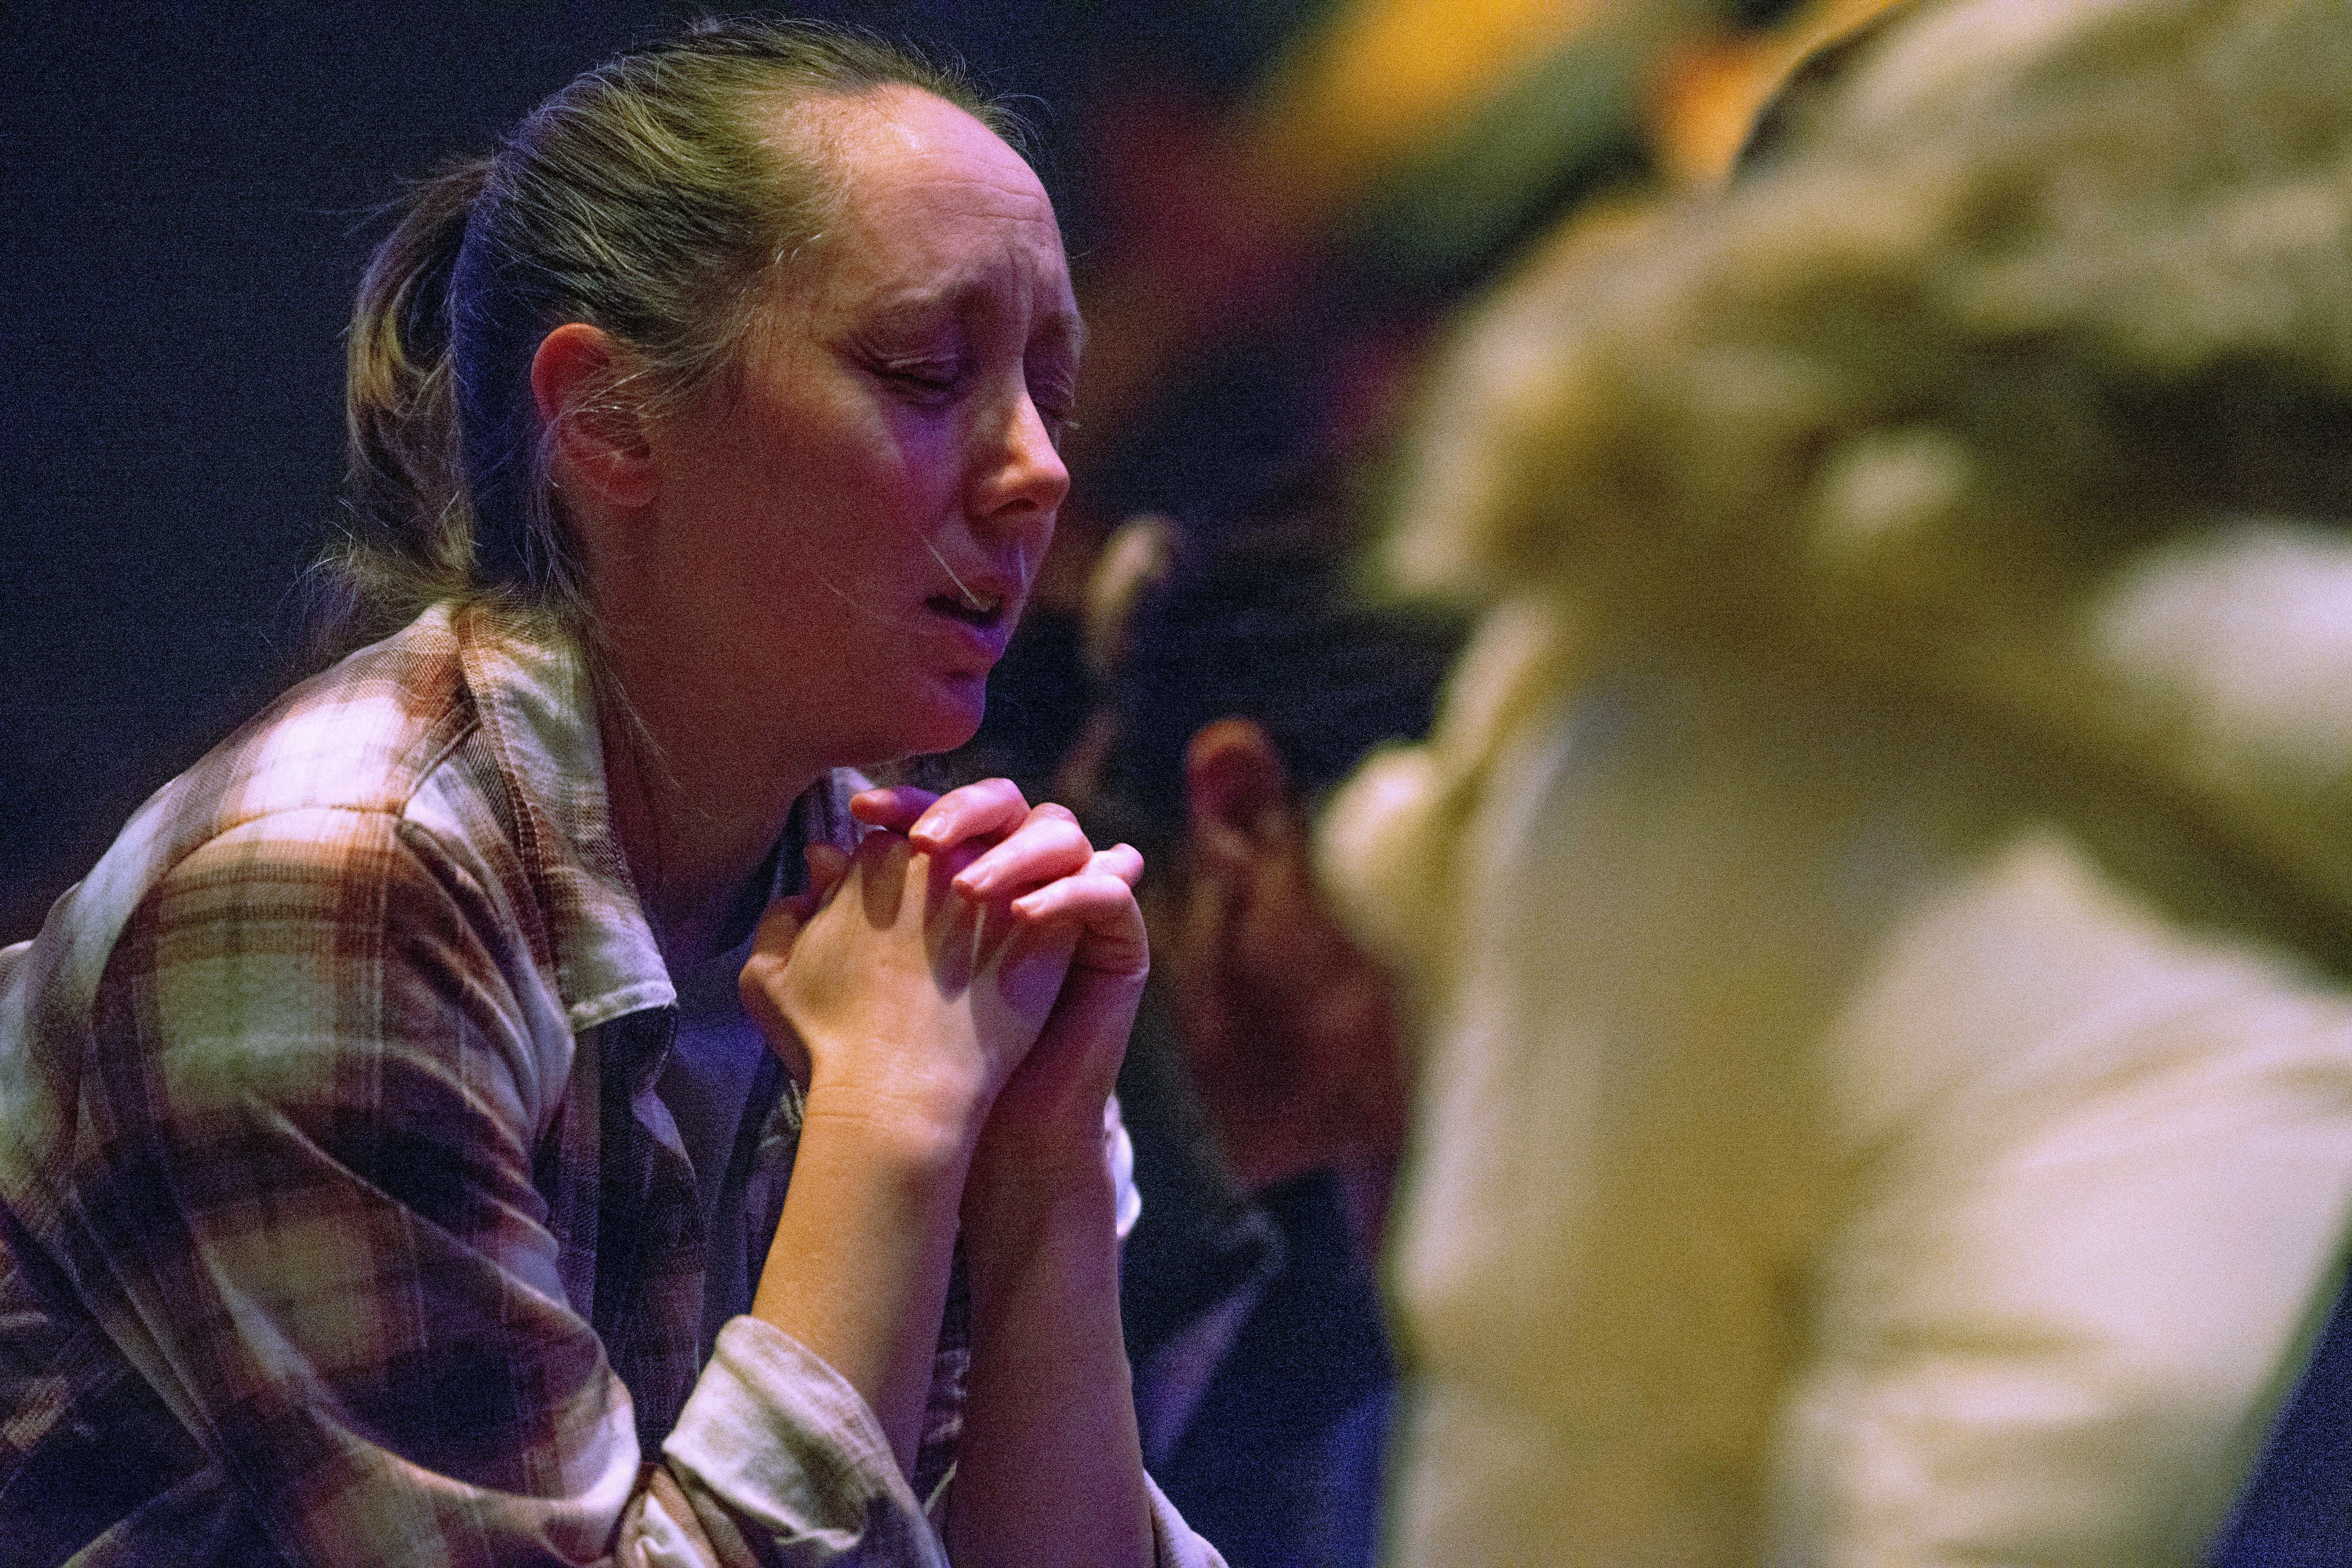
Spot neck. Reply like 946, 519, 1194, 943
598, 673, 823, 973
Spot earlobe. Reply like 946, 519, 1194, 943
530, 321, 657, 509
1184, 718, 1293, 871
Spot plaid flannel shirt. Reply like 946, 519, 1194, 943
0, 604, 1213, 1567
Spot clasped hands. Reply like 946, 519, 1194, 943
739, 778, 1148, 1183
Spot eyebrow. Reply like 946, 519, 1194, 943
865, 277, 1085, 359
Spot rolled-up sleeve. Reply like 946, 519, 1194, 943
632, 1318, 1225, 1568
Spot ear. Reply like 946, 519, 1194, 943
1184, 717, 1294, 873
1082, 514, 1175, 678
530, 321, 657, 510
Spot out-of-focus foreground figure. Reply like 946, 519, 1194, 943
1318, 0, 2352, 1560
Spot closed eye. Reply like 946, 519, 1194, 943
881, 359, 962, 400
1028, 368, 1078, 445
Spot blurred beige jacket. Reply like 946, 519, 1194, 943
1325, 532, 2352, 1563
1315, 1, 2352, 1556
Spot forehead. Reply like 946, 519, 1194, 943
773, 87, 1078, 336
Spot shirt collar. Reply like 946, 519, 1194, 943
449, 606, 675, 1033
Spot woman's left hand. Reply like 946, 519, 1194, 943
859, 781, 1150, 1183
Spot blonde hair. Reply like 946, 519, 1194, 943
316, 18, 1019, 657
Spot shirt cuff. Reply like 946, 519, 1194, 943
660, 1316, 1227, 1568
660, 1316, 948, 1566
1147, 1469, 1234, 1568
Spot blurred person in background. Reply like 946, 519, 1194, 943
1315, 0, 2352, 1559
1067, 507, 1461, 1568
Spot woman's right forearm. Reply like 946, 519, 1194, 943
749, 1088, 978, 1479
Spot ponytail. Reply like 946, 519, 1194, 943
319, 155, 492, 654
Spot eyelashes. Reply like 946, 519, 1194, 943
865, 340, 1075, 429
881, 361, 1074, 438
1029, 383, 1077, 440
879, 358, 963, 402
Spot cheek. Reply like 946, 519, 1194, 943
777, 448, 920, 598
867, 404, 959, 496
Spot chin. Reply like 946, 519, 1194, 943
861, 681, 987, 768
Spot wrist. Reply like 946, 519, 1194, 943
798, 1069, 989, 1186
800, 1018, 1000, 1134
962, 1122, 1119, 1238
969, 1098, 1115, 1177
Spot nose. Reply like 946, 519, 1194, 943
971, 386, 1070, 538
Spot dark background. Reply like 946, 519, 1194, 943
8, 2, 685, 938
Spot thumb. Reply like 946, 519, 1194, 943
745, 885, 819, 967
739, 888, 825, 1082
804, 841, 852, 903
738, 843, 850, 981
